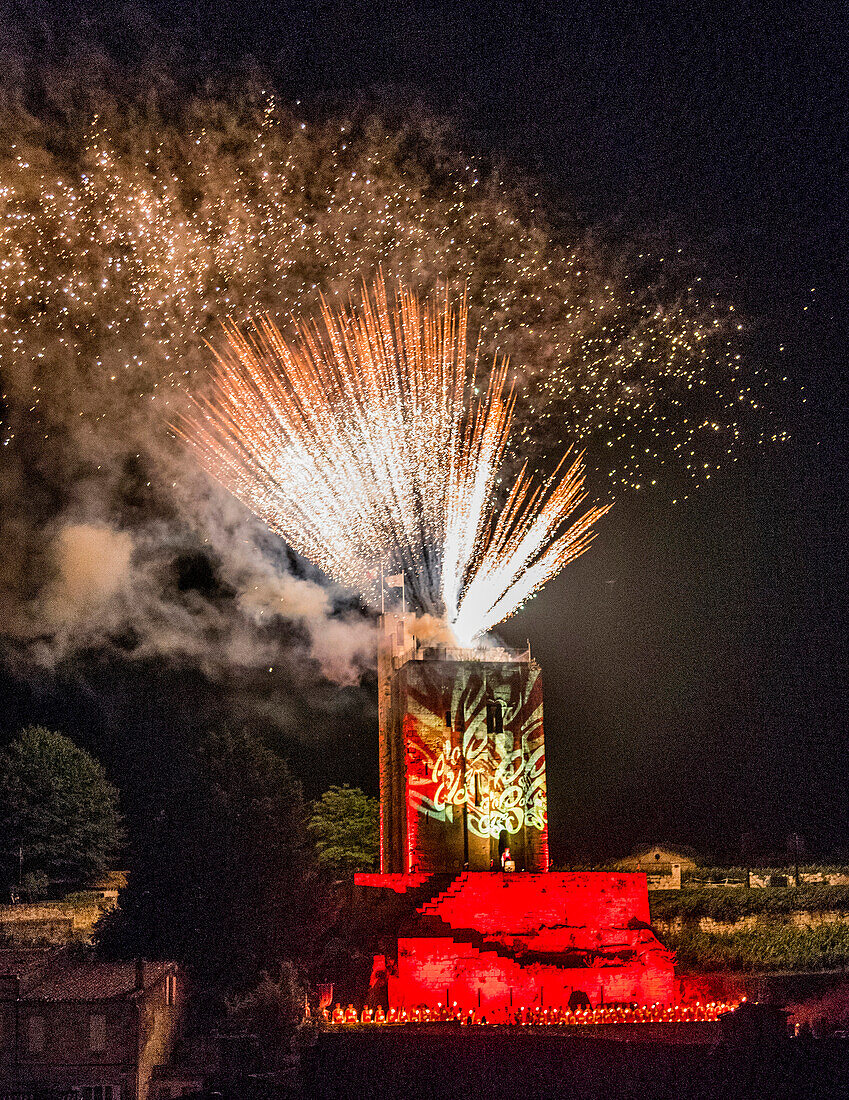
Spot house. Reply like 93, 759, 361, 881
614, 846, 699, 890
616, 846, 699, 873
0, 949, 183, 1100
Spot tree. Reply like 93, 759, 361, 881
308, 786, 379, 875
226, 964, 307, 1067
97, 728, 326, 1001
0, 726, 123, 893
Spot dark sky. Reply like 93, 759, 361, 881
2, 0, 846, 861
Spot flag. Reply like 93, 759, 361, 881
385, 573, 405, 588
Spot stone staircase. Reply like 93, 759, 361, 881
416, 872, 470, 917
387, 871, 676, 1010
406, 910, 610, 970
416, 871, 651, 932
355, 871, 459, 914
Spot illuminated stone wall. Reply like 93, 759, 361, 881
384, 872, 677, 1011
393, 937, 674, 1012
368, 622, 678, 1013
380, 655, 549, 874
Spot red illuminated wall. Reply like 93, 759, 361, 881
417, 871, 651, 932
356, 871, 677, 1012
380, 655, 548, 874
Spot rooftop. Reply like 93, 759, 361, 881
0, 949, 173, 1001
381, 612, 535, 669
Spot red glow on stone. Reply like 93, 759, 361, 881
356, 871, 677, 1015
325, 1000, 740, 1026
366, 641, 677, 1022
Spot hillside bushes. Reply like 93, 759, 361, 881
650, 885, 849, 923
666, 922, 849, 972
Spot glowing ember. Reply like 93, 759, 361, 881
177, 277, 610, 643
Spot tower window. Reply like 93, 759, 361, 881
445, 710, 452, 729
485, 702, 503, 735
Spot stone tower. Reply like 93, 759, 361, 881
357, 613, 678, 1014
377, 613, 549, 874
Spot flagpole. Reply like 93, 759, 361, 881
401, 574, 406, 617
380, 563, 385, 615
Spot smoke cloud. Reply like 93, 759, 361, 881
41, 523, 134, 632
0, 54, 760, 716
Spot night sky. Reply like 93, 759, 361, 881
1, 0, 845, 863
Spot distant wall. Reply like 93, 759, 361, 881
0, 900, 111, 944
645, 864, 682, 891
654, 909, 849, 936
686, 870, 849, 888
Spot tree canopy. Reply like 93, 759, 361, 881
97, 727, 325, 999
308, 785, 379, 875
0, 726, 123, 894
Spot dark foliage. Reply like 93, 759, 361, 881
225, 963, 309, 1080
308, 785, 379, 875
0, 725, 122, 893
97, 727, 328, 1001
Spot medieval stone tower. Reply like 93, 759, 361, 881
356, 614, 678, 1013
377, 613, 550, 874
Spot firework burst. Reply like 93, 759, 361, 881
177, 278, 610, 644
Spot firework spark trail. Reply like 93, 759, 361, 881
177, 278, 611, 644
1, 92, 785, 503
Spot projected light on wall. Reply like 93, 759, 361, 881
384, 654, 549, 873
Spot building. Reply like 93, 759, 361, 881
378, 612, 548, 873
615, 846, 700, 890
616, 847, 698, 874
356, 614, 678, 1014
0, 949, 183, 1100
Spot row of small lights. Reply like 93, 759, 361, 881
326, 999, 743, 1026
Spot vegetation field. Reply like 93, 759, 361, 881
665, 922, 849, 972
650, 885, 849, 923
649, 886, 849, 971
